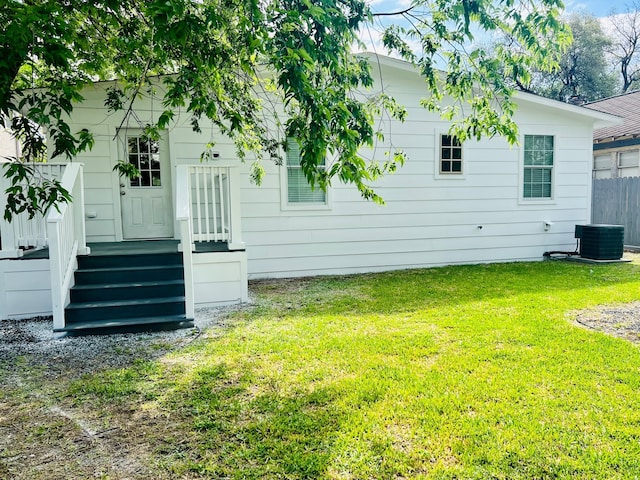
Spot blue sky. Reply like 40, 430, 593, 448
566, 0, 632, 17
367, 1, 633, 18
361, 1, 635, 53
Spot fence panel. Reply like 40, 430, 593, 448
592, 177, 640, 246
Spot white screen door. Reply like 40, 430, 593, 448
120, 134, 174, 239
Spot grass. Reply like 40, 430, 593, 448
17, 260, 640, 478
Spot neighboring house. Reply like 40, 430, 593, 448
0, 54, 619, 331
583, 91, 640, 246
584, 91, 640, 179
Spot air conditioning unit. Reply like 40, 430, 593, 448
575, 224, 624, 260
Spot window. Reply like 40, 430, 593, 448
286, 138, 326, 204
127, 136, 161, 187
440, 134, 462, 173
594, 155, 611, 171
618, 150, 639, 168
523, 135, 553, 199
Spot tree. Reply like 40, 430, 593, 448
1, 0, 569, 219
607, 1, 640, 93
508, 12, 616, 102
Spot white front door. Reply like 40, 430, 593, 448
120, 134, 174, 239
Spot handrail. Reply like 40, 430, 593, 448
184, 163, 244, 250
175, 165, 195, 319
47, 163, 90, 330
0, 162, 67, 258
175, 163, 245, 318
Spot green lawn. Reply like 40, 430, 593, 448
71, 260, 640, 479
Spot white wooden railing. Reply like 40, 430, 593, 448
0, 163, 67, 258
175, 164, 244, 318
47, 163, 90, 330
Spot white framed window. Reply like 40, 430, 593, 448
439, 134, 463, 174
523, 134, 554, 199
618, 150, 639, 168
280, 138, 329, 210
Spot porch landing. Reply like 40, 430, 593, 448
21, 240, 231, 259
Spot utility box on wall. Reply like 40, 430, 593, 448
575, 224, 625, 260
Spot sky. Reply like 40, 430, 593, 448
566, 0, 632, 17
361, 0, 637, 54
367, 0, 634, 18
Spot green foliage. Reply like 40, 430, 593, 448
1, 0, 569, 216
2, 162, 72, 222
507, 12, 617, 102
379, 0, 571, 142
112, 160, 141, 180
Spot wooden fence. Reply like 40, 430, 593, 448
592, 177, 640, 246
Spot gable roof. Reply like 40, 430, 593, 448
584, 90, 640, 142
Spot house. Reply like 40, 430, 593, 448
584, 91, 640, 179
0, 54, 619, 332
583, 91, 640, 246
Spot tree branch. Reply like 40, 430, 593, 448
372, 6, 416, 17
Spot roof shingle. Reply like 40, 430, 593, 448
585, 91, 640, 141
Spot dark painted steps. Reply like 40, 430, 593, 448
59, 315, 194, 335
78, 252, 183, 269
65, 296, 186, 323
74, 264, 184, 285
58, 250, 192, 334
70, 279, 185, 303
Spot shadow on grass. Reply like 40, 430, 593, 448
69, 356, 347, 478
61, 259, 640, 478
168, 366, 343, 478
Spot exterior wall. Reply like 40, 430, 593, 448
193, 251, 248, 307
238, 68, 597, 279
0, 259, 52, 319
0, 129, 19, 160
55, 63, 600, 281
60, 95, 134, 242
59, 84, 243, 243
593, 145, 640, 179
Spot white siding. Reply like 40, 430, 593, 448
0, 259, 52, 319
193, 251, 248, 307
237, 67, 596, 279
0, 129, 19, 160
56, 63, 600, 280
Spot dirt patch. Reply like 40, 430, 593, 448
0, 306, 241, 480
573, 302, 640, 344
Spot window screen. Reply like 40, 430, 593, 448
286, 138, 326, 204
523, 135, 553, 199
594, 155, 611, 171
618, 150, 639, 168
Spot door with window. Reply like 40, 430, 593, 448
120, 134, 174, 239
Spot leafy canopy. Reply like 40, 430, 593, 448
508, 12, 617, 102
1, 0, 569, 218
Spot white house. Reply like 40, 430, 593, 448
0, 54, 619, 332
0, 128, 20, 161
